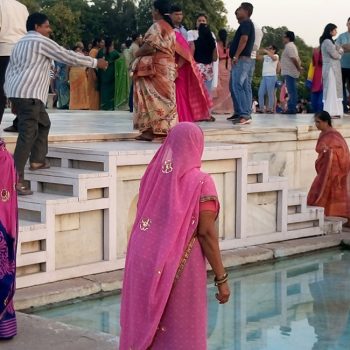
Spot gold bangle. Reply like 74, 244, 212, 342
214, 272, 228, 285
215, 278, 228, 286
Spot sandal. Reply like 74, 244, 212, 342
16, 183, 33, 196
29, 160, 50, 171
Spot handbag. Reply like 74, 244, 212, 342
132, 56, 156, 77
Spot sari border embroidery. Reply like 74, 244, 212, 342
173, 234, 197, 286
200, 195, 218, 203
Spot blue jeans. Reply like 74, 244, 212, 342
204, 79, 213, 95
230, 57, 254, 118
284, 75, 298, 114
258, 76, 277, 111
311, 91, 323, 113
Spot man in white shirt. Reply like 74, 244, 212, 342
5, 13, 108, 195
0, 0, 28, 124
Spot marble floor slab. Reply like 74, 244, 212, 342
1, 110, 350, 142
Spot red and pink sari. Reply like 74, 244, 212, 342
120, 123, 219, 349
0, 140, 18, 339
175, 32, 212, 122
307, 129, 350, 221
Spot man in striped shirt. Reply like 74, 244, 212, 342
4, 12, 108, 195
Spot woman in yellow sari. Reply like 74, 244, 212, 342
133, 0, 177, 141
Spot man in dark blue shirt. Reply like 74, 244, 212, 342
229, 3, 255, 124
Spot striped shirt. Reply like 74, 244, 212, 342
4, 31, 97, 103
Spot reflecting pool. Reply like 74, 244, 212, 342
32, 248, 350, 350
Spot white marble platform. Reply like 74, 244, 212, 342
1, 110, 347, 288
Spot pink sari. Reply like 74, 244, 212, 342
0, 140, 18, 339
212, 42, 234, 114
120, 123, 219, 349
175, 32, 212, 122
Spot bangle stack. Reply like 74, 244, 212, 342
214, 273, 228, 286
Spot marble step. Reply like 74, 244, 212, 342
247, 160, 269, 184
324, 216, 348, 234
247, 175, 288, 193
288, 207, 324, 224
287, 190, 307, 214
18, 192, 77, 223
25, 167, 110, 199
19, 219, 46, 233
18, 220, 48, 268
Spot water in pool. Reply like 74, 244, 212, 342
33, 249, 350, 349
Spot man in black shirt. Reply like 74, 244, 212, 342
229, 3, 255, 124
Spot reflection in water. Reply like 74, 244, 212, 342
308, 253, 350, 350
33, 249, 350, 350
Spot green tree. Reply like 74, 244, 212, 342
176, 0, 227, 34
136, 0, 228, 36
20, 0, 40, 13
136, 0, 153, 34
43, 1, 82, 47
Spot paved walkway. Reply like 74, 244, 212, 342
1, 313, 118, 350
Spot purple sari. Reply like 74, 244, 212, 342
0, 140, 18, 339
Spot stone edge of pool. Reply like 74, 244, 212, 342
15, 228, 350, 312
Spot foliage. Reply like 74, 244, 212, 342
20, 0, 41, 13
135, 0, 227, 34
42, 1, 83, 47
136, 0, 153, 35
175, 0, 227, 34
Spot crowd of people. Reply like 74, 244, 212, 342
0, 0, 350, 348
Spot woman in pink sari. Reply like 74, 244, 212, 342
120, 123, 230, 349
212, 29, 234, 115
175, 31, 212, 122
0, 140, 18, 340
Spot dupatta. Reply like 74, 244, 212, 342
120, 123, 208, 349
175, 32, 212, 121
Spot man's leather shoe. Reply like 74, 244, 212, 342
3, 125, 18, 132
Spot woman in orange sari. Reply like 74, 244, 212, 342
307, 111, 350, 225
133, 0, 177, 141
69, 44, 89, 110
86, 39, 100, 110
